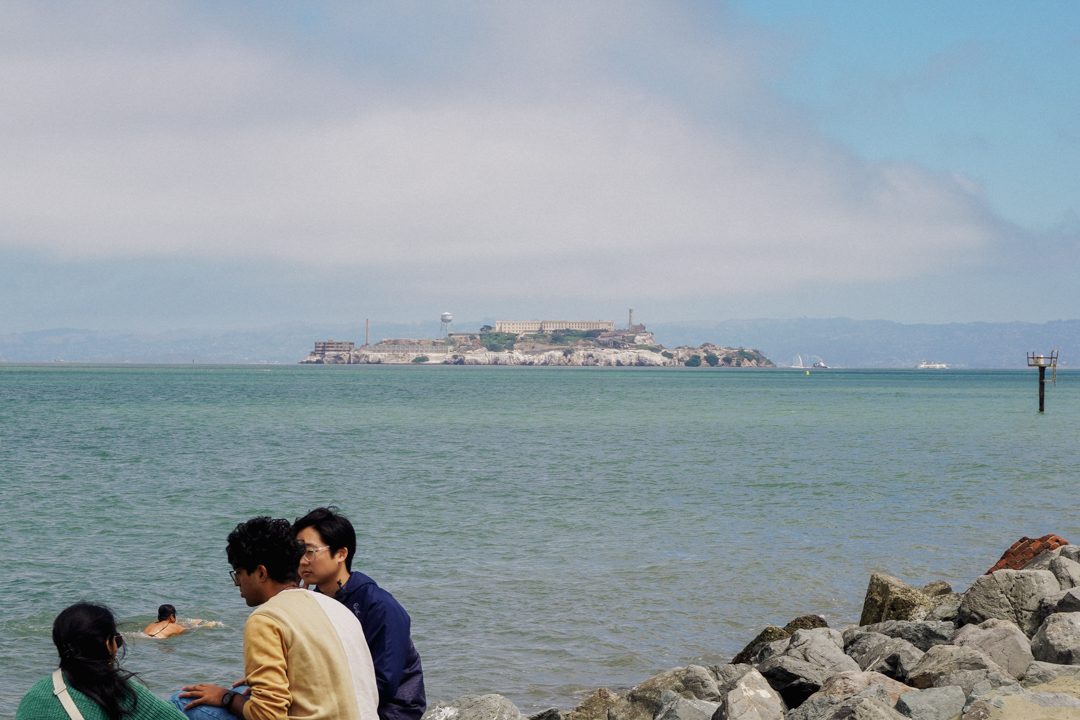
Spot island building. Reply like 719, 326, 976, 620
495, 320, 615, 334
313, 340, 355, 357
368, 338, 451, 354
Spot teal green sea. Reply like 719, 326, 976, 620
1, 364, 1077, 718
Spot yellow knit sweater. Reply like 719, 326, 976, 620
243, 588, 379, 720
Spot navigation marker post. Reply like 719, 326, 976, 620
1026, 351, 1058, 413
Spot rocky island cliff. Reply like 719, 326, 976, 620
301, 327, 774, 367
421, 534, 1080, 720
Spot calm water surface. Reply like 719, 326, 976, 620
1, 365, 1077, 718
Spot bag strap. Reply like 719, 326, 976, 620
52, 669, 87, 720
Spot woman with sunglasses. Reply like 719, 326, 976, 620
16, 602, 185, 720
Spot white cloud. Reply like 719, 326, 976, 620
0, 0, 1019, 299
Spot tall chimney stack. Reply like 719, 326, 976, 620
629, 308, 633, 330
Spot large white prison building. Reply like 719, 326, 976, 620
494, 320, 615, 335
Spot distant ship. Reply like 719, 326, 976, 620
917, 361, 947, 369
812, 360, 829, 368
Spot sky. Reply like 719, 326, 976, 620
1, 1, 1078, 332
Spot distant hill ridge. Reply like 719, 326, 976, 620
649, 318, 1080, 369
1, 318, 1076, 367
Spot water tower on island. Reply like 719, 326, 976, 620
441, 312, 453, 337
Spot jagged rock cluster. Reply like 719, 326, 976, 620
421, 537, 1080, 720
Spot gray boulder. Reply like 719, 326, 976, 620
608, 665, 721, 720
926, 602, 959, 623
1022, 548, 1066, 571
564, 688, 619, 720
950, 618, 1034, 680
783, 629, 857, 671
921, 581, 954, 598
656, 691, 719, 720
1049, 556, 1080, 590
1022, 660, 1080, 686
850, 636, 924, 682
710, 669, 785, 720
893, 686, 966, 720
860, 574, 935, 625
809, 671, 912, 706
755, 656, 831, 709
784, 695, 842, 720
709, 665, 754, 696
1031, 612, 1080, 665
853, 685, 894, 708
967, 675, 1024, 698
817, 696, 906, 720
857, 621, 955, 652
528, 710, 560, 720
1059, 588, 1080, 614
757, 629, 861, 705
423, 695, 523, 720
1026, 546, 1080, 570
956, 569, 1061, 636
1032, 589, 1072, 631
932, 669, 1014, 698
906, 645, 1010, 690
730, 627, 792, 666
747, 638, 790, 666
845, 632, 891, 661
730, 617, 829, 666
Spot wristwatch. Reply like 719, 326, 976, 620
221, 691, 236, 710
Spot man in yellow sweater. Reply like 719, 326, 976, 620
171, 516, 379, 720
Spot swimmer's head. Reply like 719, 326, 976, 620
293, 506, 356, 572
157, 604, 176, 622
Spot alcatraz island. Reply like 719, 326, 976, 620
300, 311, 774, 367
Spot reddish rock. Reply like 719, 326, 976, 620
987, 535, 1070, 574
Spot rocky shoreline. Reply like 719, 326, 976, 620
422, 535, 1080, 720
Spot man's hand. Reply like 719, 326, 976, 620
231, 678, 250, 692
178, 683, 228, 709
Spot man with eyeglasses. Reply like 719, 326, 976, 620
170, 516, 379, 720
293, 507, 426, 720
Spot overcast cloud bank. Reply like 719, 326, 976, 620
3, 1, 1071, 330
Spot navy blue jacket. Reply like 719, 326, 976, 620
326, 571, 426, 720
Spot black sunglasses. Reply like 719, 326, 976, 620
113, 633, 124, 648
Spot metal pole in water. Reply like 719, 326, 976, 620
1028, 351, 1058, 413
1039, 365, 1046, 413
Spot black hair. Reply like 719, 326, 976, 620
292, 506, 357, 572
53, 602, 137, 720
227, 516, 305, 584
156, 605, 176, 622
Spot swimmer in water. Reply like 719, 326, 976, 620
143, 604, 185, 638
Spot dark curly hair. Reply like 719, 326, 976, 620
53, 602, 137, 720
227, 516, 305, 584
293, 506, 357, 572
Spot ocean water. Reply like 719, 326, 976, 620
1, 364, 1077, 717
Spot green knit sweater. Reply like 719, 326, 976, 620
15, 673, 187, 720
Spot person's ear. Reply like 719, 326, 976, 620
334, 547, 348, 564
255, 565, 269, 582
